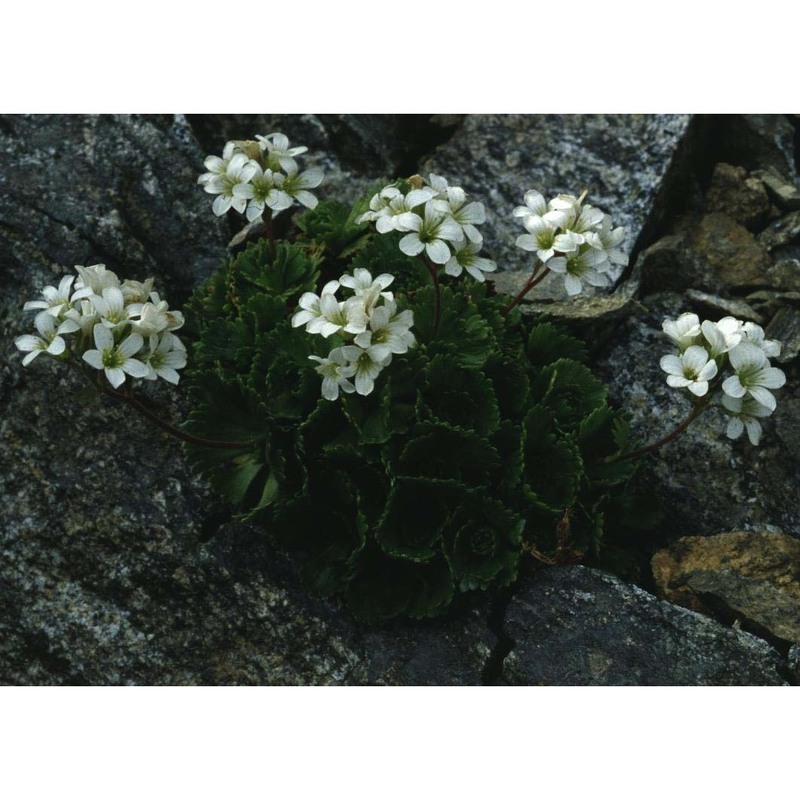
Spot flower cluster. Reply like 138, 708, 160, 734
660, 312, 785, 445
291, 268, 415, 400
514, 189, 628, 296
197, 133, 323, 221
15, 264, 186, 388
357, 174, 497, 282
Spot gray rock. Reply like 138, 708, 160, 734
757, 210, 800, 252
421, 114, 692, 289
684, 289, 763, 324
0, 114, 498, 685
0, 114, 228, 307
715, 115, 797, 179
789, 644, 800, 683
595, 293, 800, 538
766, 306, 800, 363
753, 167, 800, 211
501, 566, 787, 685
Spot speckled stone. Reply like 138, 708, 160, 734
502, 566, 787, 685
594, 293, 800, 538
421, 114, 693, 289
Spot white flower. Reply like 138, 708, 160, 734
662, 313, 702, 351
15, 312, 78, 366
74, 264, 120, 295
23, 275, 77, 318
362, 187, 437, 234
145, 293, 184, 331
235, 168, 292, 221
129, 301, 170, 337
89, 286, 130, 329
515, 216, 560, 263
660, 345, 718, 397
426, 173, 451, 197
339, 268, 393, 313
595, 215, 629, 266
280, 163, 324, 210
291, 281, 341, 332
340, 344, 392, 396
547, 246, 609, 296
81, 324, 148, 389
444, 237, 497, 282
741, 322, 781, 358
121, 278, 155, 304
354, 300, 415, 354
722, 342, 786, 412
513, 189, 548, 221
201, 152, 260, 216
313, 294, 369, 338
701, 316, 744, 357
564, 202, 605, 239
256, 133, 308, 173
197, 141, 241, 186
721, 394, 773, 446
397, 200, 463, 264
433, 186, 485, 243
63, 298, 100, 335
142, 331, 187, 385
309, 348, 357, 401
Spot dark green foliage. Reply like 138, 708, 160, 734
183, 199, 642, 622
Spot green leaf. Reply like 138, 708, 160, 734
397, 423, 500, 487
419, 354, 500, 436
521, 405, 583, 512
295, 198, 371, 257
532, 358, 607, 430
233, 240, 321, 301
345, 547, 454, 622
443, 493, 524, 591
527, 322, 587, 367
375, 477, 463, 562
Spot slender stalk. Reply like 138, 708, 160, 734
72, 361, 253, 450
421, 254, 442, 338
611, 400, 710, 462
262, 207, 276, 262
501, 262, 550, 317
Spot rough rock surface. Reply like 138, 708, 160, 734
705, 162, 771, 230
501, 567, 786, 685
2, 114, 798, 685
421, 114, 692, 287
652, 532, 800, 645
595, 293, 800, 538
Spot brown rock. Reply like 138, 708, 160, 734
687, 212, 772, 290
652, 531, 800, 644
705, 163, 770, 230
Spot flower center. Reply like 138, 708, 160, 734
102, 347, 123, 369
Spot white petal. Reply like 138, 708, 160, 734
82, 349, 104, 370
666, 375, 692, 388
426, 239, 452, 264
93, 323, 113, 351
122, 358, 149, 378
726, 417, 744, 440
399, 233, 425, 257
687, 380, 709, 397
105, 367, 126, 388
118, 333, 144, 358
722, 375, 746, 398
748, 385, 776, 412
564, 274, 583, 296
757, 367, 786, 390
15, 335, 41, 353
